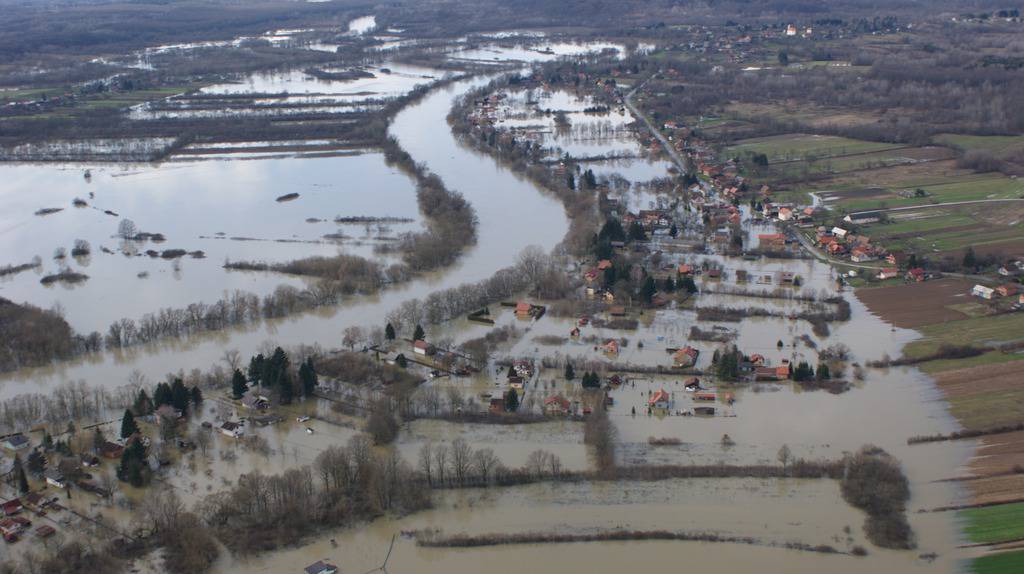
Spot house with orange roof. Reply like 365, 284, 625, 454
673, 346, 699, 367
648, 389, 672, 410
543, 395, 572, 416
603, 340, 619, 356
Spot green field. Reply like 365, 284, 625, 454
970, 550, 1024, 574
962, 502, 1024, 545
904, 313, 1024, 359
936, 133, 1024, 157
837, 173, 1024, 212
725, 133, 902, 162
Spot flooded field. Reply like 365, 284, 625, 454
0, 76, 569, 397
0, 153, 425, 333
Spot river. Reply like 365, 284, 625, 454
0, 77, 568, 399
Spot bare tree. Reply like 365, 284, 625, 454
449, 438, 472, 486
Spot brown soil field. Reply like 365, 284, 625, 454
947, 238, 1024, 261
823, 158, 971, 188
933, 360, 1024, 431
963, 472, 1024, 507
858, 277, 975, 328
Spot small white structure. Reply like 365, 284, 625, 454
831, 227, 849, 239
44, 469, 67, 489
972, 284, 995, 300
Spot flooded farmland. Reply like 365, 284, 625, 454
0, 12, 993, 574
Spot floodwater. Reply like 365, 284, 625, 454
0, 76, 569, 398
0, 153, 424, 333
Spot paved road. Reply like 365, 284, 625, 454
624, 76, 688, 174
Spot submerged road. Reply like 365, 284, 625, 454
624, 76, 688, 175
0, 77, 569, 398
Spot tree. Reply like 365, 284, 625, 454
816, 363, 831, 381
777, 444, 792, 469
640, 276, 657, 304
133, 389, 154, 416
342, 326, 364, 350
248, 353, 265, 387
120, 409, 139, 439
778, 50, 789, 66
395, 353, 408, 368
505, 390, 520, 412
669, 223, 678, 238
278, 373, 294, 405
13, 456, 28, 494
299, 358, 318, 396
413, 324, 425, 341
567, 174, 576, 191
582, 371, 601, 389
153, 382, 172, 407
564, 362, 575, 381
627, 221, 647, 241
231, 369, 248, 399
170, 378, 190, 412
117, 218, 138, 239
385, 322, 396, 341
679, 275, 698, 294
27, 450, 45, 476
42, 432, 54, 451
117, 439, 150, 487
662, 276, 676, 293
190, 386, 203, 407
962, 247, 977, 270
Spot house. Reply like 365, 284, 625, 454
413, 339, 432, 356
998, 261, 1023, 277
877, 268, 899, 280
777, 207, 793, 221
972, 285, 995, 300
154, 404, 182, 421
887, 250, 907, 267
0, 518, 23, 539
515, 302, 533, 318
996, 284, 1019, 298
1, 434, 29, 452
97, 441, 125, 459
304, 561, 339, 574
906, 268, 926, 282
35, 525, 55, 539
608, 305, 626, 316
489, 396, 506, 414
241, 392, 270, 411
694, 392, 717, 402
543, 395, 571, 416
648, 389, 672, 410
850, 246, 875, 263
80, 454, 100, 468
754, 366, 783, 381
758, 233, 786, 249
569, 327, 580, 338
0, 499, 21, 517
44, 469, 66, 489
831, 227, 848, 239
673, 346, 699, 368
844, 211, 882, 225
603, 340, 620, 356
778, 271, 796, 284
678, 263, 694, 275
786, 24, 798, 35
219, 421, 244, 438
597, 259, 613, 270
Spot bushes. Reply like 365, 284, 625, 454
840, 446, 915, 549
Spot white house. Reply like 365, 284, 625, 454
972, 284, 995, 300
831, 227, 848, 239
44, 469, 67, 489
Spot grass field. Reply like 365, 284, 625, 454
935, 133, 1024, 158
725, 133, 903, 162
933, 360, 1024, 430
962, 502, 1024, 545
904, 313, 1024, 359
836, 172, 1024, 212
970, 550, 1024, 574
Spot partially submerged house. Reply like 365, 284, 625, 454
219, 421, 244, 438
1, 434, 29, 452
648, 389, 672, 411
305, 561, 339, 574
673, 346, 699, 368
543, 395, 572, 416
44, 469, 66, 489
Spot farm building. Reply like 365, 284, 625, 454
673, 346, 699, 368
971, 285, 995, 299
877, 268, 899, 280
219, 421, 244, 438
543, 396, 572, 415
649, 389, 672, 410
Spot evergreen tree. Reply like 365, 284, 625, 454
13, 456, 28, 494
505, 389, 519, 412
669, 223, 678, 238
153, 382, 172, 407
395, 353, 408, 368
597, 219, 626, 243
231, 369, 249, 399
133, 389, 154, 416
120, 409, 139, 439
170, 378, 190, 412
190, 386, 204, 407
42, 432, 54, 451
265, 347, 290, 389
662, 276, 676, 293
963, 247, 977, 270
92, 428, 105, 452
385, 323, 396, 341
564, 362, 575, 380
299, 359, 318, 396
248, 353, 266, 387
413, 324, 425, 341
640, 276, 657, 304
583, 169, 597, 189
278, 373, 294, 405
679, 275, 698, 294
567, 174, 576, 191
117, 439, 149, 487
816, 363, 831, 381
27, 450, 45, 476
